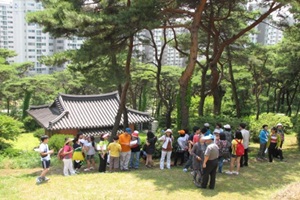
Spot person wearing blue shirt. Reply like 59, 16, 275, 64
257, 125, 269, 161
204, 123, 211, 136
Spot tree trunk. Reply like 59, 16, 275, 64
227, 46, 241, 118
22, 91, 32, 120
198, 68, 208, 116
266, 83, 270, 113
111, 35, 134, 140
179, 2, 206, 128
6, 98, 10, 115
165, 108, 172, 129
255, 93, 260, 120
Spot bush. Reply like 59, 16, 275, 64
0, 115, 24, 151
23, 116, 40, 132
33, 128, 45, 140
48, 134, 74, 152
249, 113, 293, 143
291, 115, 300, 150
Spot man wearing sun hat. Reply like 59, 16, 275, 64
201, 134, 219, 189
119, 128, 132, 171
130, 130, 141, 169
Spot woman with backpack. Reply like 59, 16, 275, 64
216, 133, 229, 173
226, 131, 243, 175
62, 138, 76, 176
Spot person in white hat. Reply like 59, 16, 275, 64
276, 123, 285, 148
203, 123, 212, 136
201, 134, 219, 189
158, 129, 174, 170
62, 138, 76, 176
223, 124, 232, 158
98, 133, 110, 172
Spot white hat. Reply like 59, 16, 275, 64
224, 124, 231, 129
202, 134, 214, 140
204, 123, 210, 127
213, 129, 220, 134
276, 123, 283, 127
102, 133, 110, 138
165, 129, 172, 133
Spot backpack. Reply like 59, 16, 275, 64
235, 139, 244, 156
57, 147, 64, 160
219, 140, 230, 158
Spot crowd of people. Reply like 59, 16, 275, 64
36, 123, 286, 189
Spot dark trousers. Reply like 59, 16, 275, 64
268, 143, 283, 162
99, 154, 108, 172
174, 151, 185, 166
201, 159, 218, 189
73, 160, 82, 170
184, 153, 193, 169
257, 143, 267, 159
240, 148, 248, 167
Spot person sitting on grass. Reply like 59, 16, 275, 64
36, 135, 54, 184
107, 136, 122, 172
226, 131, 243, 175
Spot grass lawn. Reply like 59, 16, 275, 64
0, 134, 299, 200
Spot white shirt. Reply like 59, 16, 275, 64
158, 135, 173, 149
85, 142, 96, 155
39, 143, 50, 161
241, 129, 250, 149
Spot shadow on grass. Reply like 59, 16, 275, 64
129, 143, 300, 198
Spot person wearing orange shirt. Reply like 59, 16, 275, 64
119, 128, 132, 171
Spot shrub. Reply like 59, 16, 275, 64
0, 115, 24, 151
33, 128, 45, 140
48, 134, 74, 152
23, 116, 40, 132
249, 113, 293, 143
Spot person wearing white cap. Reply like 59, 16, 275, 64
98, 133, 110, 172
203, 123, 212, 136
201, 134, 219, 189
158, 129, 174, 170
276, 123, 285, 148
223, 124, 232, 158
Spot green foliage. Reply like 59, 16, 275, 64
33, 128, 45, 140
48, 134, 74, 152
0, 115, 23, 151
249, 113, 293, 143
23, 116, 40, 132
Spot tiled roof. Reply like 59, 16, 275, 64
81, 128, 123, 137
27, 91, 152, 131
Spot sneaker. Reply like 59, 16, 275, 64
44, 177, 50, 181
89, 167, 94, 170
36, 177, 42, 184
183, 168, 188, 172
233, 171, 239, 175
84, 168, 90, 172
225, 171, 233, 175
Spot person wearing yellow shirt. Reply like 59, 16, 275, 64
107, 136, 122, 172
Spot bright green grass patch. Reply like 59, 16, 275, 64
12, 133, 40, 151
0, 135, 299, 199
